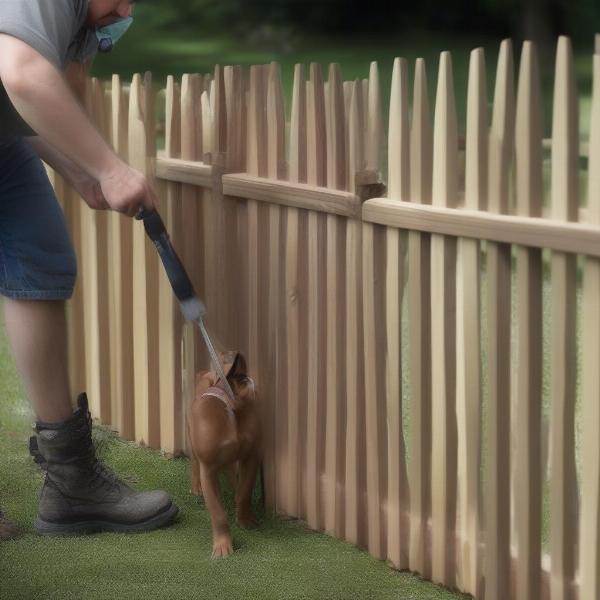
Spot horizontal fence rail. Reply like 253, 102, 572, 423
46, 35, 600, 600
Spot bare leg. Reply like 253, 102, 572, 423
200, 462, 233, 559
2, 298, 72, 423
236, 453, 259, 528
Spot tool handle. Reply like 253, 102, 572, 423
135, 208, 196, 303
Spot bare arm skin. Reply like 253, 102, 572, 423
0, 34, 157, 216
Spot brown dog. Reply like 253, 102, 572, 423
187, 351, 262, 559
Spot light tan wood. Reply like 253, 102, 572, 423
550, 36, 579, 600
324, 63, 346, 538
156, 157, 213, 188
222, 173, 360, 217
484, 38, 514, 600
514, 40, 543, 600
157, 75, 183, 456
265, 61, 285, 511
130, 73, 160, 448
362, 197, 600, 256
345, 80, 364, 546
408, 57, 433, 578
284, 63, 306, 517
430, 51, 458, 587
580, 52, 600, 600
84, 78, 111, 424
384, 56, 410, 569
305, 63, 327, 530
107, 74, 134, 440
455, 46, 485, 596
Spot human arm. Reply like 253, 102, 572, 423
0, 34, 157, 216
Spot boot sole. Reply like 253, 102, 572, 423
34, 501, 178, 536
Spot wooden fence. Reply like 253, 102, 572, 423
47, 35, 600, 600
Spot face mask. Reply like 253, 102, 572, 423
96, 16, 133, 53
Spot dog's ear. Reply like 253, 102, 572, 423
226, 352, 247, 379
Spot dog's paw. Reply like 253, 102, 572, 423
236, 511, 258, 529
211, 535, 234, 559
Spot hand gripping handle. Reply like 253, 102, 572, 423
135, 208, 196, 304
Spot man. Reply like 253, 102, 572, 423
0, 0, 178, 540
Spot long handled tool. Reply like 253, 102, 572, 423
135, 208, 235, 402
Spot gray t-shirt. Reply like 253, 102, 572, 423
0, 0, 99, 139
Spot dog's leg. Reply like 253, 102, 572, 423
191, 453, 203, 497
200, 462, 233, 559
236, 452, 260, 529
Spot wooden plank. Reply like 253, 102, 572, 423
324, 62, 346, 538
157, 75, 184, 456
130, 73, 160, 448
385, 56, 410, 570
430, 51, 458, 587
85, 78, 111, 425
155, 157, 213, 188
264, 61, 286, 511
514, 40, 543, 600
549, 35, 579, 600
107, 74, 134, 440
408, 57, 433, 578
361, 198, 600, 256
455, 46, 485, 596
484, 38, 514, 600
222, 174, 360, 217
345, 80, 365, 546
284, 63, 307, 517
305, 62, 327, 531
579, 50, 600, 600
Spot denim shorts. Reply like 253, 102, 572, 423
0, 136, 77, 300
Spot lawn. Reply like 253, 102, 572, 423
0, 309, 467, 600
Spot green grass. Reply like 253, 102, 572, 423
0, 310, 466, 600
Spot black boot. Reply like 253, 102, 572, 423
31, 392, 178, 535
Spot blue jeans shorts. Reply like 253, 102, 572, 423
0, 136, 77, 300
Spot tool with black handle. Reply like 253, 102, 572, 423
135, 208, 235, 401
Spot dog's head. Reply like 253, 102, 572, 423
195, 351, 256, 406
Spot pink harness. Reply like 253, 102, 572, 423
201, 386, 236, 421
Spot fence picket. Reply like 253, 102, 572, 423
345, 80, 365, 546
385, 56, 410, 569
107, 74, 134, 440
549, 35, 579, 600
456, 46, 486, 596
484, 38, 514, 600
130, 73, 160, 448
580, 49, 600, 600
284, 63, 307, 517
408, 57, 433, 578
265, 61, 285, 511
324, 62, 346, 538
514, 40, 543, 600
305, 62, 327, 530
430, 51, 459, 587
